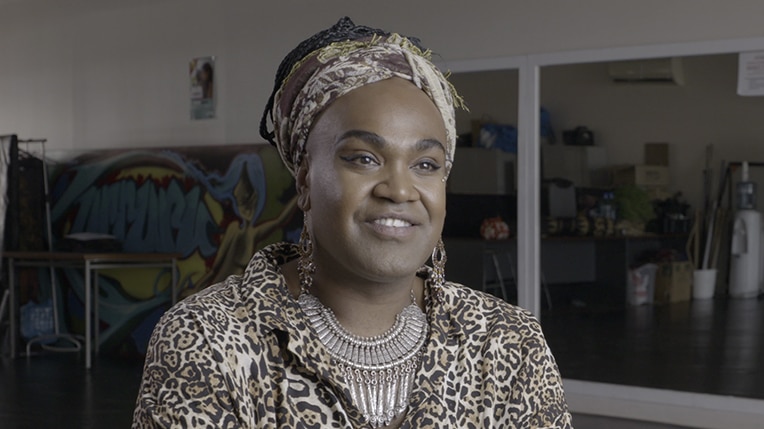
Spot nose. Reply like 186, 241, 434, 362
372, 164, 419, 203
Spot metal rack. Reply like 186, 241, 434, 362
1, 134, 82, 356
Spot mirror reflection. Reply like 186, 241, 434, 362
445, 53, 764, 401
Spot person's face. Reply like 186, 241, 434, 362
298, 77, 449, 285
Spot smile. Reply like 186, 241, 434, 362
374, 218, 413, 228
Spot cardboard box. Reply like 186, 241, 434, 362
654, 261, 693, 304
612, 164, 670, 187
645, 142, 669, 166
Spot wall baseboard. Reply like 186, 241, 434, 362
564, 379, 764, 429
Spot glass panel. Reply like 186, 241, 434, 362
443, 69, 520, 306
538, 53, 764, 401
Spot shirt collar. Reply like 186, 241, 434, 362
240, 242, 301, 335
244, 242, 464, 339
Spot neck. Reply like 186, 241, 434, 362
310, 272, 423, 337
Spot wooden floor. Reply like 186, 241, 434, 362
2, 294, 762, 428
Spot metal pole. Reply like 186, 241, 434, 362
517, 60, 542, 317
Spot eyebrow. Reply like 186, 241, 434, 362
336, 129, 386, 147
336, 129, 447, 155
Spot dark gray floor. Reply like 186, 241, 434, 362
1, 295, 761, 428
0, 353, 142, 428
541, 295, 764, 400
0, 354, 690, 429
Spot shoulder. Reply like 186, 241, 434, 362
439, 281, 544, 342
441, 281, 539, 325
154, 243, 297, 340
149, 275, 248, 349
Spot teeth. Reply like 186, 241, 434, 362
375, 218, 412, 228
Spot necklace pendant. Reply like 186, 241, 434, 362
299, 293, 428, 427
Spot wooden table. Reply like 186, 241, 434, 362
4, 251, 180, 369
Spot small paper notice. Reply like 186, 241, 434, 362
737, 51, 764, 96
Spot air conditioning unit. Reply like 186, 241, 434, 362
608, 57, 684, 85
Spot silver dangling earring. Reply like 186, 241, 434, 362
297, 212, 316, 294
430, 239, 447, 303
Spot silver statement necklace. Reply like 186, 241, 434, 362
298, 291, 428, 428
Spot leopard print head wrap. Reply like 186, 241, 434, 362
260, 17, 463, 177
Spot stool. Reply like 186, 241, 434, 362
483, 249, 553, 310
1, 288, 8, 349
1, 288, 8, 324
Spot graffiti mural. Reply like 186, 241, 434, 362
48, 144, 299, 357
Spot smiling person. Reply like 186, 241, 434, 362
133, 17, 572, 429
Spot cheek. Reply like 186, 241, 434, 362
423, 186, 447, 221
309, 170, 362, 215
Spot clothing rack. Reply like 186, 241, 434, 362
1, 134, 81, 355
0, 136, 10, 345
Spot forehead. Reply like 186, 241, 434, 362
308, 78, 448, 152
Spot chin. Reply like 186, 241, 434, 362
363, 249, 430, 279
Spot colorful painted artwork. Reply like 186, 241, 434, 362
47, 144, 299, 357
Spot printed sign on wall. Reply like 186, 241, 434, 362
190, 56, 216, 119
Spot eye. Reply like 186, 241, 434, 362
357, 155, 377, 165
340, 153, 380, 167
414, 159, 442, 173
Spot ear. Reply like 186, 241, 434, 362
295, 157, 311, 211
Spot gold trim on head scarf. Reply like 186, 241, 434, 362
271, 34, 464, 177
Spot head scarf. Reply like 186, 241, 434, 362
268, 33, 463, 176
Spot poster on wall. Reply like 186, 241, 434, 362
737, 51, 764, 96
190, 56, 216, 119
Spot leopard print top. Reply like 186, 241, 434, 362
133, 242, 573, 428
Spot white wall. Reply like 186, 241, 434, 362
2, 0, 764, 152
